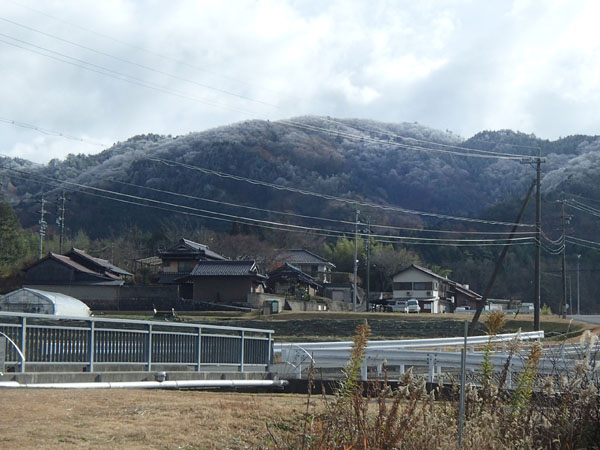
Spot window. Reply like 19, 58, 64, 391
393, 282, 412, 290
413, 282, 433, 290
178, 261, 196, 272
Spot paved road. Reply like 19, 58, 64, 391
569, 315, 600, 325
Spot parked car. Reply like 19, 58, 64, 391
386, 300, 408, 313
406, 298, 421, 313
455, 306, 473, 313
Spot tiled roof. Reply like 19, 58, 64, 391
68, 248, 133, 276
393, 264, 445, 280
268, 263, 321, 287
159, 238, 227, 261
188, 260, 263, 277
51, 253, 100, 276
276, 249, 335, 266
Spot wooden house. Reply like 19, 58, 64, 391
177, 260, 266, 305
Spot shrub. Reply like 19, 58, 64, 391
267, 322, 600, 449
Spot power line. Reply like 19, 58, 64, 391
0, 29, 534, 162
0, 116, 106, 147
1, 164, 537, 246
0, 34, 260, 117
316, 117, 532, 158
5, 0, 291, 101
109, 177, 535, 236
0, 15, 277, 108
148, 156, 536, 228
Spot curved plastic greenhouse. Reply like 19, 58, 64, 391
0, 288, 91, 317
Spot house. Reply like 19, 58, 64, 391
22, 248, 135, 309
323, 283, 365, 306
154, 238, 228, 298
391, 264, 481, 313
157, 238, 227, 282
267, 263, 322, 298
177, 260, 267, 305
274, 249, 335, 283
23, 248, 131, 287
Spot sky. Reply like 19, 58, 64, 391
1, 0, 599, 163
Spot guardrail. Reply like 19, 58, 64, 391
275, 332, 552, 384
0, 312, 273, 373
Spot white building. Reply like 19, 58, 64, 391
392, 264, 481, 314
0, 288, 91, 317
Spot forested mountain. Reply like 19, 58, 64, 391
4, 116, 599, 233
1, 116, 599, 311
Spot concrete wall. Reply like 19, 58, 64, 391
247, 293, 286, 312
284, 298, 353, 312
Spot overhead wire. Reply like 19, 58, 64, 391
1, 163, 536, 246
109, 178, 535, 236
0, 33, 260, 118
0, 116, 106, 147
5, 0, 291, 101
148, 155, 536, 228
0, 16, 277, 108
0, 27, 535, 162
316, 116, 534, 158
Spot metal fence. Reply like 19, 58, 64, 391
274, 332, 561, 385
0, 312, 273, 373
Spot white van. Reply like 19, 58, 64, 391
386, 300, 408, 313
406, 298, 421, 313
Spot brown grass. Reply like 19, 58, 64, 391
0, 389, 309, 449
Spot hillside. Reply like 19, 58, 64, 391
4, 115, 599, 238
1, 116, 600, 312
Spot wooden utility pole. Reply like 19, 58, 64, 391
56, 191, 66, 254
560, 199, 567, 318
38, 194, 47, 260
534, 156, 542, 331
469, 180, 536, 334
365, 217, 371, 312
353, 209, 359, 312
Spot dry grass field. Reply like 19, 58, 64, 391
0, 389, 307, 449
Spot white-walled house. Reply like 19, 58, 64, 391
391, 264, 481, 313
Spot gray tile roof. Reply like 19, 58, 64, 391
276, 249, 334, 267
188, 260, 263, 277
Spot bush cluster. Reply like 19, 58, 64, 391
268, 314, 600, 449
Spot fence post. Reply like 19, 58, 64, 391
239, 330, 245, 372
266, 332, 272, 370
20, 316, 26, 373
427, 354, 435, 383
196, 326, 202, 372
361, 358, 368, 381
147, 324, 153, 372
88, 320, 95, 372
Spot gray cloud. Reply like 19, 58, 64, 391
1, 0, 599, 163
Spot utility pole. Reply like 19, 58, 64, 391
577, 254, 581, 315
534, 155, 542, 331
38, 194, 47, 260
470, 180, 536, 334
353, 209, 359, 312
56, 191, 66, 254
365, 217, 371, 312
560, 199, 567, 319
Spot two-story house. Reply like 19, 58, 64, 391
391, 264, 481, 313
156, 238, 228, 297
273, 249, 335, 284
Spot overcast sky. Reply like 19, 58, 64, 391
1, 0, 599, 163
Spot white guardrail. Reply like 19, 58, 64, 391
272, 331, 580, 386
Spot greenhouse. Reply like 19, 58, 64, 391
0, 288, 91, 317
